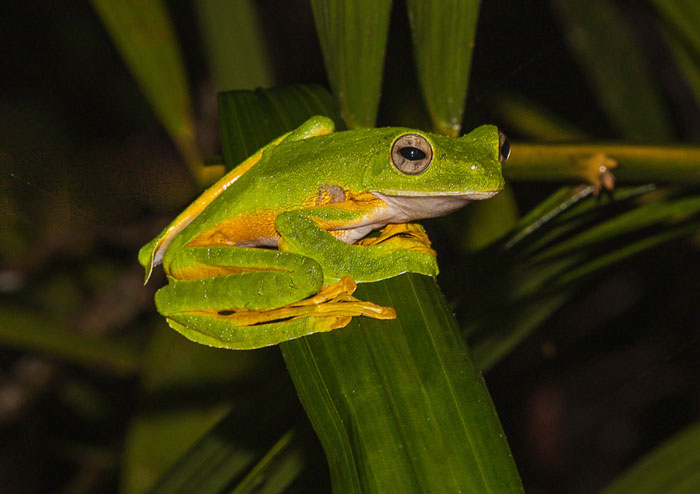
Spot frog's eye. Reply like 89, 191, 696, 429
498, 130, 510, 164
391, 134, 433, 175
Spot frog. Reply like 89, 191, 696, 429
139, 116, 509, 349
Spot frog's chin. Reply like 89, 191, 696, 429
372, 190, 500, 221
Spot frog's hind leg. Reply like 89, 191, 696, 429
157, 246, 395, 349
165, 276, 394, 349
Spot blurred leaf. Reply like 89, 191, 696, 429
650, 0, 700, 58
229, 430, 304, 494
151, 387, 304, 494
603, 421, 700, 494
120, 325, 265, 494
490, 92, 589, 140
662, 27, 700, 112
459, 186, 700, 371
195, 0, 274, 91
550, 0, 673, 140
90, 0, 208, 184
310, 0, 393, 128
0, 307, 140, 376
406, 0, 481, 136
460, 185, 520, 251
218, 84, 342, 168
530, 195, 700, 263
653, 0, 700, 112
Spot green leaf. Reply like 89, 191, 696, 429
550, 0, 673, 140
603, 421, 700, 494
195, 0, 274, 91
310, 0, 393, 128
90, 0, 206, 184
406, 0, 481, 136
217, 84, 343, 168
281, 274, 524, 493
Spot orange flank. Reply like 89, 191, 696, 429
148, 134, 288, 269
184, 189, 390, 251
187, 210, 280, 248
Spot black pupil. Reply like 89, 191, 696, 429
399, 146, 426, 161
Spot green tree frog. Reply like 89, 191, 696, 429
139, 116, 509, 349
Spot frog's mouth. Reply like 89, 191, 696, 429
372, 190, 501, 222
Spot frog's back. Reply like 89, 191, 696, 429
175, 128, 399, 246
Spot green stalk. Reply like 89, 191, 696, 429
280, 274, 523, 493
506, 142, 700, 185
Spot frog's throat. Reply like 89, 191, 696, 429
324, 189, 500, 245
371, 190, 500, 222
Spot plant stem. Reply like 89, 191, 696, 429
507, 142, 700, 185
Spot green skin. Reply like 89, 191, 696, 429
139, 116, 505, 349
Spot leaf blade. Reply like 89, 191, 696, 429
90, 0, 206, 183
310, 0, 393, 128
406, 0, 481, 136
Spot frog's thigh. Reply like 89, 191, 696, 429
156, 246, 324, 314
276, 209, 438, 283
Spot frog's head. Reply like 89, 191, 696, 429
368, 125, 509, 221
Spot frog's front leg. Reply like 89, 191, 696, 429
155, 246, 394, 349
276, 205, 439, 284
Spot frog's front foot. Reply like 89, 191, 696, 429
357, 223, 437, 257
161, 276, 395, 350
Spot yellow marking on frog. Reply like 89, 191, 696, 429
312, 190, 390, 231
169, 264, 292, 281
146, 134, 289, 277
187, 276, 396, 326
187, 210, 280, 247
358, 223, 437, 257
345, 190, 386, 206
